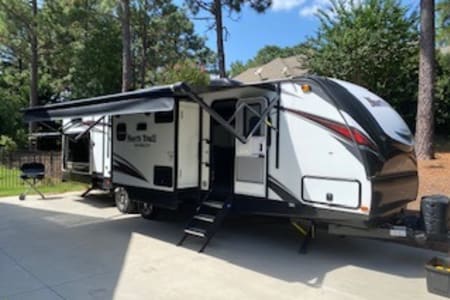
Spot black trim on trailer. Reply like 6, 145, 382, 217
370, 170, 418, 218
300, 175, 362, 209
197, 105, 203, 199
265, 97, 270, 199
267, 175, 299, 205
231, 194, 370, 228
124, 185, 179, 209
111, 116, 115, 187
174, 99, 179, 190
275, 83, 281, 169
123, 185, 200, 210
306, 77, 386, 177
333, 137, 365, 163
102, 119, 106, 178
113, 153, 148, 182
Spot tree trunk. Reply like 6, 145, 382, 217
140, 0, 148, 88
416, 0, 435, 160
120, 0, 132, 92
29, 0, 38, 145
214, 0, 226, 78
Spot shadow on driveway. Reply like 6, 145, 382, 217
0, 194, 439, 299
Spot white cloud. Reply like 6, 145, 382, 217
271, 0, 306, 11
298, 0, 330, 17
298, 0, 363, 18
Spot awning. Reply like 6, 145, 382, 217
22, 81, 278, 144
22, 83, 181, 122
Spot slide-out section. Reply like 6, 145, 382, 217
112, 101, 200, 194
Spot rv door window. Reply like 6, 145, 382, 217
116, 123, 127, 141
243, 103, 262, 137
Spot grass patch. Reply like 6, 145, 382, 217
0, 166, 88, 197
0, 181, 88, 197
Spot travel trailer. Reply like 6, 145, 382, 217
24, 76, 436, 252
61, 116, 112, 196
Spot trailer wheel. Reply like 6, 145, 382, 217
114, 187, 136, 214
139, 202, 158, 220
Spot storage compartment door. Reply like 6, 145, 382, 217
302, 176, 360, 208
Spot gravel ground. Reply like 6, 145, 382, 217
408, 145, 450, 211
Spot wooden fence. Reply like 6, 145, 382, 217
0, 150, 62, 188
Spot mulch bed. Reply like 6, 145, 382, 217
404, 143, 450, 253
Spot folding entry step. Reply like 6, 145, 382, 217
177, 196, 232, 253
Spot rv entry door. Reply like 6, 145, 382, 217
234, 97, 267, 197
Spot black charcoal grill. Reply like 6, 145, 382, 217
19, 162, 46, 200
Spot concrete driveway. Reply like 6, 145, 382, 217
0, 192, 444, 299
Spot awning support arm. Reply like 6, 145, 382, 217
176, 84, 247, 143
62, 118, 83, 132
37, 121, 65, 136
74, 115, 105, 141
176, 84, 279, 144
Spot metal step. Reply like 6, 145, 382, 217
193, 213, 215, 223
184, 227, 207, 238
203, 200, 224, 209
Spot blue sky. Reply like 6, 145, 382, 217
188, 0, 419, 68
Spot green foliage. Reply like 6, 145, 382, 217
157, 60, 210, 86
71, 16, 122, 97
436, 53, 450, 135
301, 0, 419, 128
132, 0, 215, 86
437, 0, 450, 46
0, 0, 214, 148
185, 0, 271, 15
0, 135, 18, 152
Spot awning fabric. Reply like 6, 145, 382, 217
21, 80, 278, 144
22, 84, 181, 122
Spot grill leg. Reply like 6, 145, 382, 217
22, 179, 45, 200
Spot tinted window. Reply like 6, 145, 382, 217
116, 123, 127, 141
155, 111, 174, 123
136, 122, 147, 131
243, 103, 262, 137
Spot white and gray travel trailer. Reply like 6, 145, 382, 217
24, 76, 445, 252
61, 116, 113, 196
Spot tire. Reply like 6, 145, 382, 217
139, 202, 159, 220
114, 187, 136, 214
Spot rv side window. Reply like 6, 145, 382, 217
155, 111, 174, 123
243, 103, 262, 137
136, 122, 147, 131
116, 123, 127, 141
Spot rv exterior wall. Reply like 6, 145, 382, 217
112, 112, 175, 191
268, 81, 371, 214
